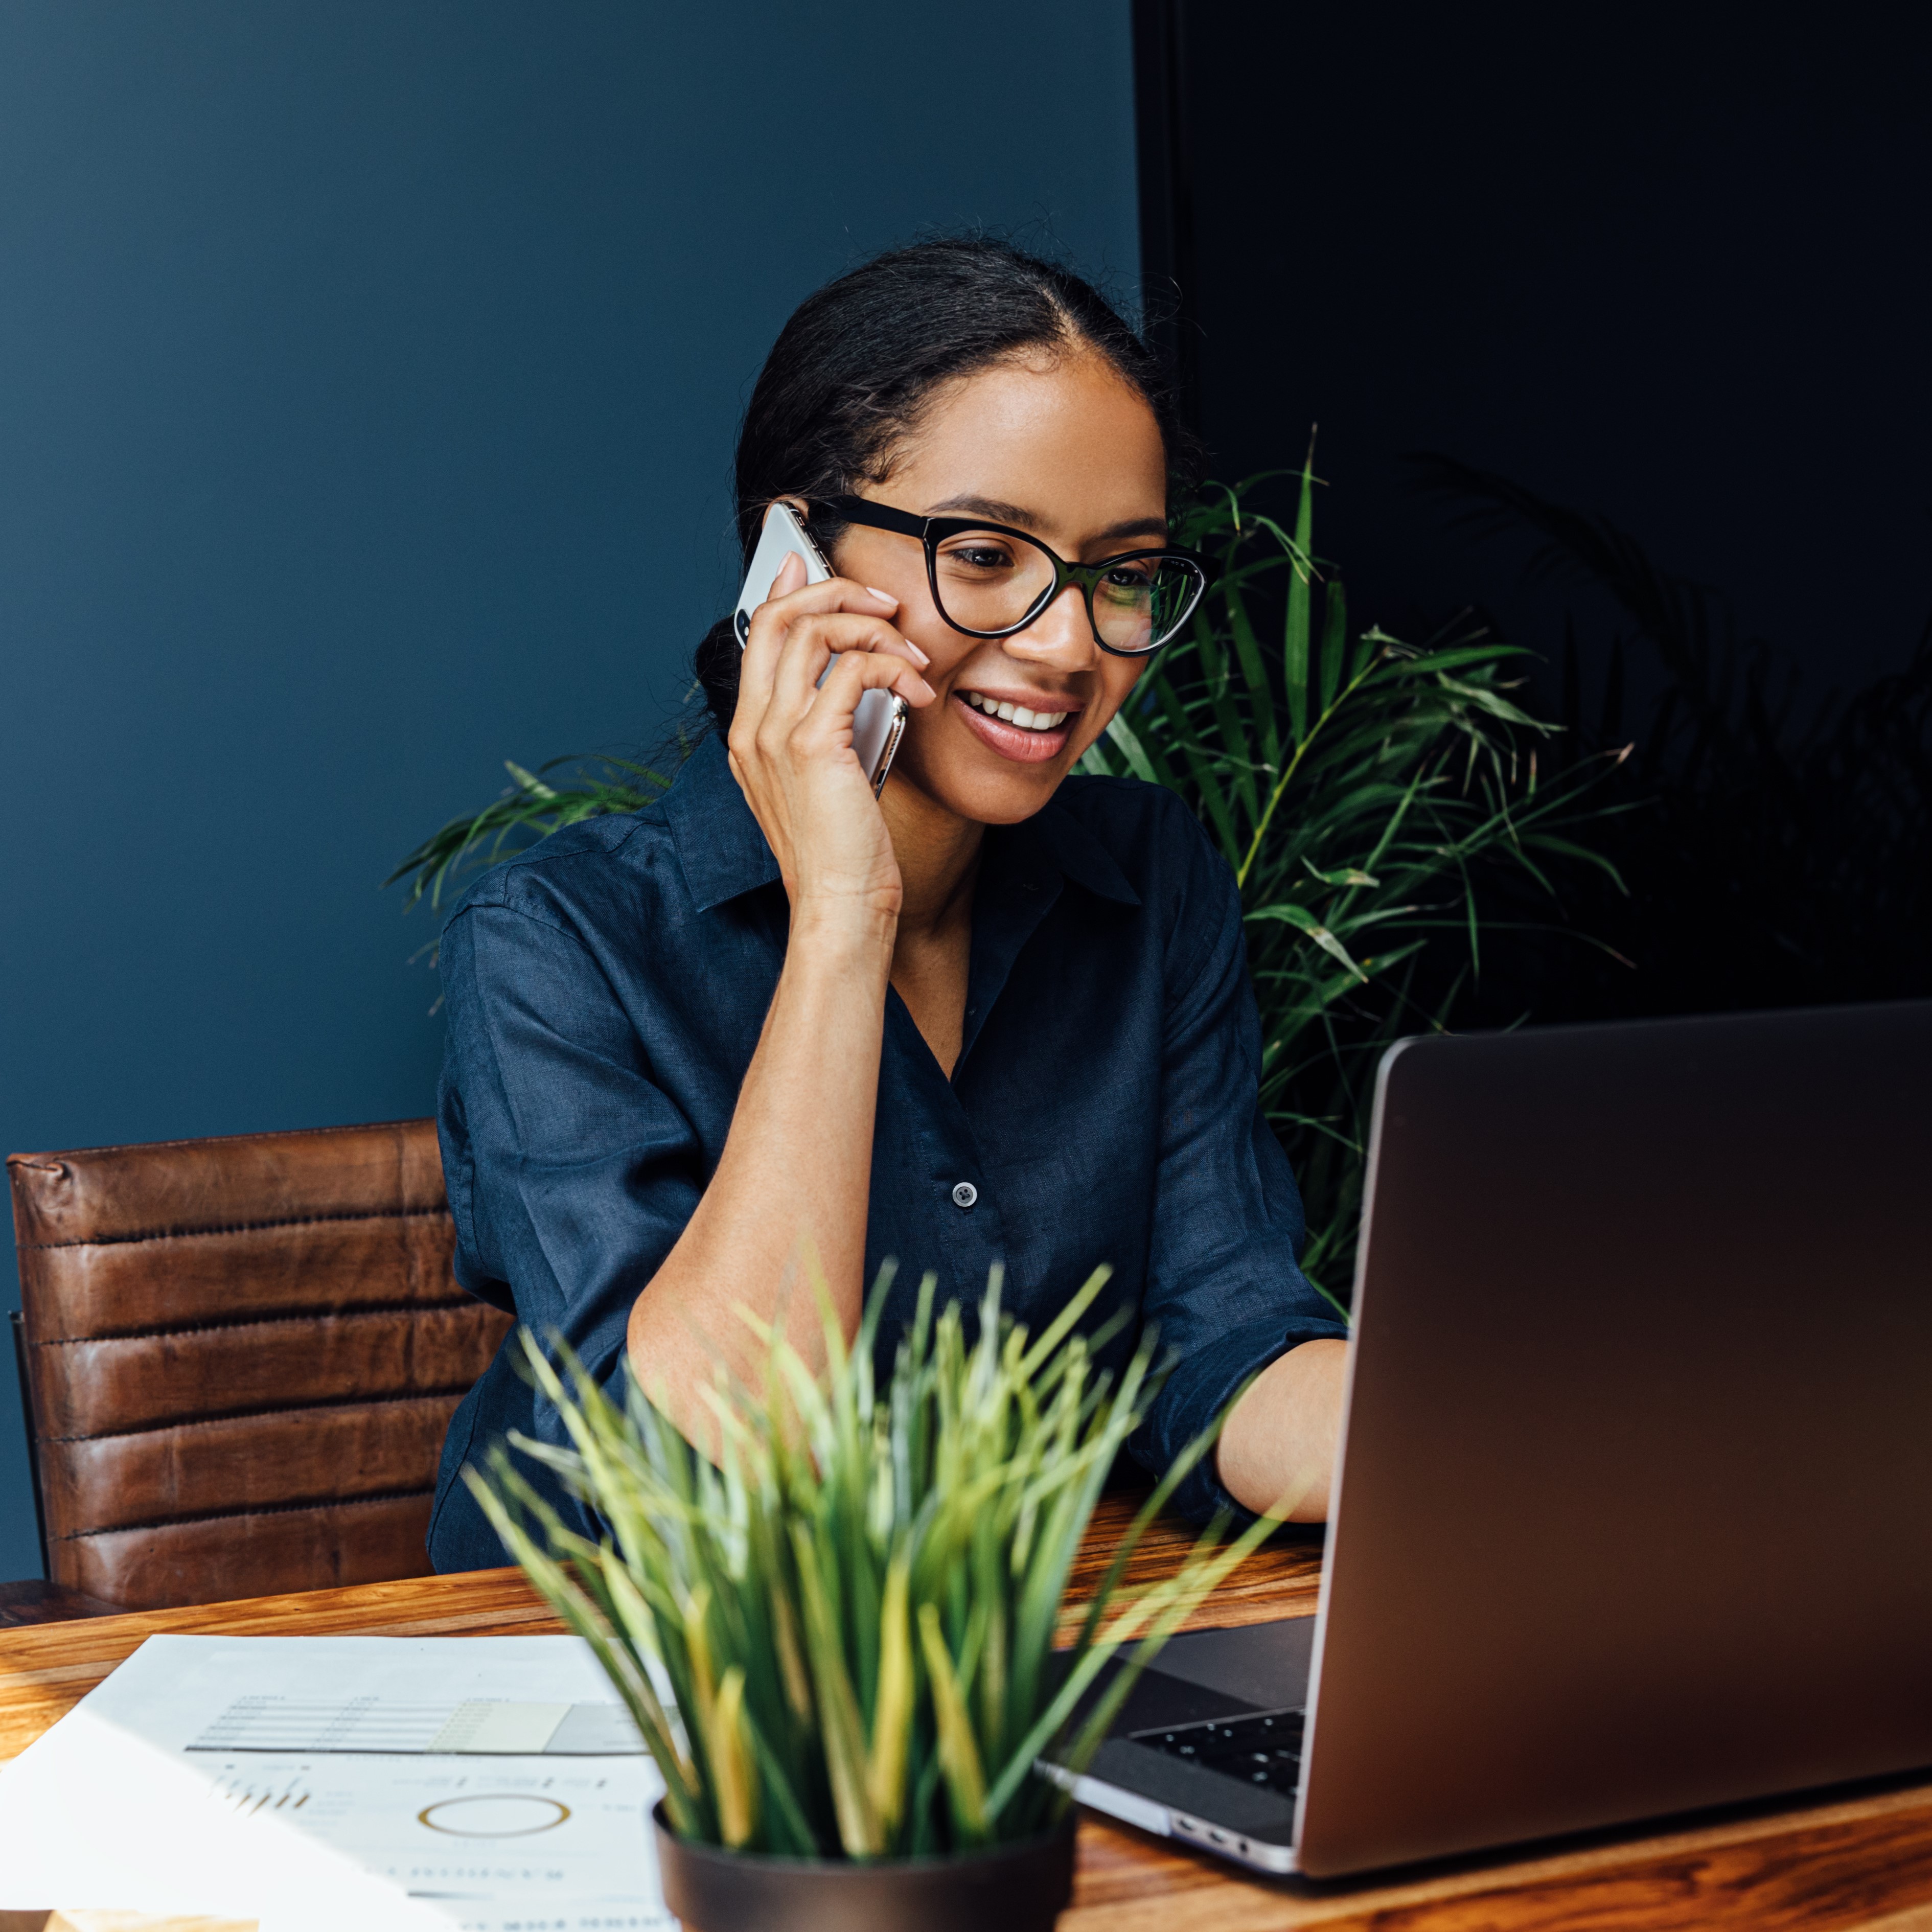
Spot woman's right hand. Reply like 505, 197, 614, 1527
728, 549, 935, 930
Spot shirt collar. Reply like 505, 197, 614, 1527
1007, 787, 1142, 908
663, 730, 1142, 915
663, 731, 781, 913
952, 787, 1140, 1072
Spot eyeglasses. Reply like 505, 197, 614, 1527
821, 496, 1207, 657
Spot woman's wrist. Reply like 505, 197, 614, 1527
787, 895, 898, 963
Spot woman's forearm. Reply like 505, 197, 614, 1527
1215, 1337, 1349, 1522
626, 906, 894, 1443
626, 547, 931, 1450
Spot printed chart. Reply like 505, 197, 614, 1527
0, 1635, 673, 1930
188, 1695, 643, 1756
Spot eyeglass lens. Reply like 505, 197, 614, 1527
931, 528, 1199, 653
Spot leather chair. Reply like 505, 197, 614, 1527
7, 1119, 513, 1611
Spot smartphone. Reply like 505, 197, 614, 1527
733, 502, 908, 797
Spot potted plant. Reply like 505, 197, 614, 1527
466, 1264, 1294, 1932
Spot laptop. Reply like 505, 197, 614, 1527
1052, 999, 1932, 1878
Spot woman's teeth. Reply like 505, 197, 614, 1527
962, 693, 1071, 731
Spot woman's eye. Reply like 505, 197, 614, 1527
941, 544, 1016, 573
1103, 564, 1156, 591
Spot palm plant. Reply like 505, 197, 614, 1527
1078, 452, 1625, 1297
467, 1265, 1294, 1858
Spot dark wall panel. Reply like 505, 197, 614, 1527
1166, 4, 1930, 696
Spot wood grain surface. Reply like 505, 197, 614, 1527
4, 1491, 1929, 1929
0, 1582, 125, 1630
0, 1566, 556, 1760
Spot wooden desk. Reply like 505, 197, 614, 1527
5, 1494, 1931, 1931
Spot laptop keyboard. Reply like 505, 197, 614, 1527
1133, 1708, 1305, 1795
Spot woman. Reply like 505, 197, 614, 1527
428, 240, 1348, 1572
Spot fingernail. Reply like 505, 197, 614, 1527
867, 586, 898, 606
902, 639, 931, 666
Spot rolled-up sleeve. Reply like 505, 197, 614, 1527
438, 893, 704, 1432
1130, 829, 1350, 1524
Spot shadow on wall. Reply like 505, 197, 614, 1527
1408, 454, 1932, 1029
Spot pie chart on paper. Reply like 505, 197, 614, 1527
418, 1792, 574, 1837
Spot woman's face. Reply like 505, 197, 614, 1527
825, 349, 1170, 829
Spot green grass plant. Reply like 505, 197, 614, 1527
466, 1263, 1297, 1859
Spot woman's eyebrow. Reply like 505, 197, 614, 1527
1092, 515, 1171, 544
926, 492, 1040, 526
925, 494, 1170, 545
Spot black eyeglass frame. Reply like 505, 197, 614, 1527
819, 495, 1207, 657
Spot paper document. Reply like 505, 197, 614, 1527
0, 1635, 672, 1931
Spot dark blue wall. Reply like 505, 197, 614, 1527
0, 2, 1137, 1578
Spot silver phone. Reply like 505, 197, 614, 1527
732, 502, 908, 797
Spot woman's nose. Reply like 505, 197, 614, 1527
1001, 582, 1098, 669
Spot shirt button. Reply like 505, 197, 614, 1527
951, 1181, 978, 1210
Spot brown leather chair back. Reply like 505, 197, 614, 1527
7, 1119, 513, 1609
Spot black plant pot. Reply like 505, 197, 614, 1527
652, 1802, 1077, 1932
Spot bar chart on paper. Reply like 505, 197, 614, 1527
188, 1694, 644, 1755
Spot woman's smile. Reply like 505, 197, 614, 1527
952, 686, 1082, 763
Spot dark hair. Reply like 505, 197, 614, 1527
692, 238, 1197, 732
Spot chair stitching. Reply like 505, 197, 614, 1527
6, 1119, 433, 1162
19, 1204, 453, 1252
30, 1299, 496, 1345
41, 1387, 482, 1436
57, 1487, 436, 1539
43, 1389, 477, 1444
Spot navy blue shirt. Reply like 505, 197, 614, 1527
428, 731, 1347, 1570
